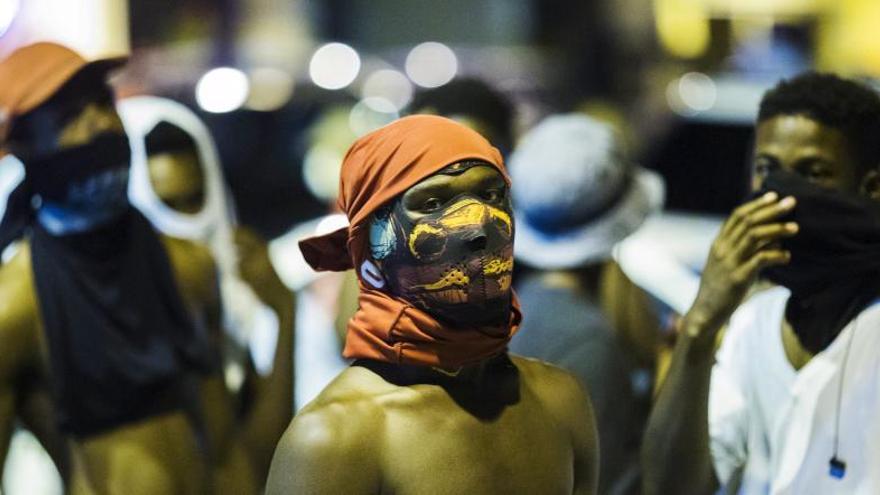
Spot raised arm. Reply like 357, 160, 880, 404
641, 192, 796, 495
233, 227, 296, 479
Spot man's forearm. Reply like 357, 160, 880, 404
641, 315, 719, 495
242, 292, 295, 478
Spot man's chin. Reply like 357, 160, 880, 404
424, 297, 512, 328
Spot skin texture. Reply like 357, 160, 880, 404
267, 165, 598, 495
1, 83, 295, 493
641, 113, 880, 495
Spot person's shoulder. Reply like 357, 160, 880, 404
0, 242, 39, 364
512, 355, 588, 406
0, 241, 36, 320
274, 367, 392, 469
160, 235, 218, 303
161, 235, 216, 274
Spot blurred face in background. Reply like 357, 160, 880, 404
752, 114, 863, 194
147, 148, 206, 214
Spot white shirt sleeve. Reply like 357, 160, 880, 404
709, 305, 755, 485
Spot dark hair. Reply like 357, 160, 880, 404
758, 72, 880, 173
408, 78, 514, 154
145, 121, 197, 156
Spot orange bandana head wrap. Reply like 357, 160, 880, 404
300, 115, 520, 369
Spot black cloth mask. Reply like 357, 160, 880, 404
759, 170, 880, 354
0, 130, 215, 436
30, 209, 216, 436
0, 131, 131, 248
368, 193, 515, 327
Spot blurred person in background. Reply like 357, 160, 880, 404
268, 100, 357, 410
642, 72, 880, 495
0, 42, 212, 493
508, 114, 664, 495
407, 77, 516, 157
268, 115, 598, 494
119, 95, 295, 489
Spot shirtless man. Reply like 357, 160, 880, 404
0, 42, 243, 493
267, 115, 598, 494
120, 96, 296, 490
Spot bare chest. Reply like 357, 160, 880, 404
378, 392, 574, 495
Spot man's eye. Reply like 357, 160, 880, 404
806, 167, 831, 181
422, 198, 443, 212
481, 189, 504, 202
754, 162, 774, 178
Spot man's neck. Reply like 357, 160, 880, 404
781, 317, 814, 371
352, 353, 521, 419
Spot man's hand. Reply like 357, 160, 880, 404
685, 191, 798, 342
234, 227, 291, 308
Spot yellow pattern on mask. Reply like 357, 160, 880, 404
438, 198, 512, 234
408, 199, 513, 258
414, 268, 470, 291
408, 223, 444, 257
483, 258, 513, 275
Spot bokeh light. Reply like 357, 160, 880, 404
666, 72, 717, 116
0, 0, 20, 37
246, 67, 295, 112
405, 42, 458, 88
195, 67, 250, 113
309, 42, 361, 90
349, 97, 398, 137
360, 69, 414, 112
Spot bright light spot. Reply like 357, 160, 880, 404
361, 70, 413, 112
349, 97, 398, 137
246, 67, 295, 112
666, 72, 716, 116
303, 146, 344, 202
405, 42, 458, 88
0, 154, 23, 263
315, 213, 349, 236
0, 0, 19, 37
309, 42, 361, 90
196, 67, 249, 113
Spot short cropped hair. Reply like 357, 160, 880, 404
758, 72, 880, 173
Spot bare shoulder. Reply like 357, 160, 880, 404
512, 355, 592, 422
512, 355, 586, 399
0, 242, 40, 372
161, 235, 216, 276
267, 366, 392, 494
511, 355, 598, 494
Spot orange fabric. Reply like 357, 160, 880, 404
0, 42, 126, 141
299, 115, 520, 368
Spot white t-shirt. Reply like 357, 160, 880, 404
710, 287, 880, 494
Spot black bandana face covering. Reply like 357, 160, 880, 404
368, 191, 515, 327
28, 132, 132, 235
758, 170, 880, 353
0, 131, 132, 249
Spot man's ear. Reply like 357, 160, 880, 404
860, 169, 880, 200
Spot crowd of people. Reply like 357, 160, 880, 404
1, 39, 879, 495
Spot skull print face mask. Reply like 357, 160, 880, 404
368, 163, 515, 327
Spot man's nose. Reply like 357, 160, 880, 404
465, 232, 488, 252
